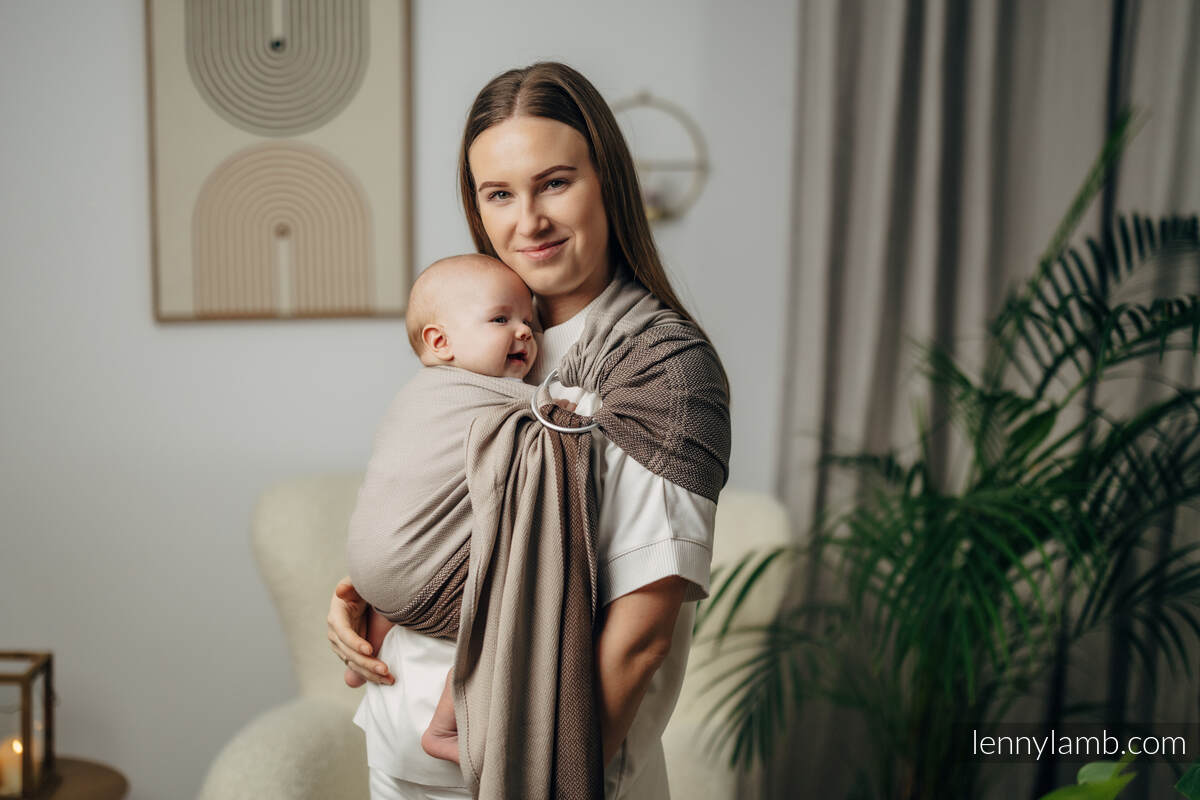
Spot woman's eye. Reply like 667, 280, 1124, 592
544, 178, 567, 191
486, 190, 511, 201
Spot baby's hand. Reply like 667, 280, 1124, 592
553, 398, 578, 413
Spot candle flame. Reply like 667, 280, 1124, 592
10, 740, 21, 755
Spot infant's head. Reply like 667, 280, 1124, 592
406, 254, 538, 379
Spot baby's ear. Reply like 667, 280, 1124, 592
422, 324, 452, 362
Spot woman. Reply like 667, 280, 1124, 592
328, 62, 730, 800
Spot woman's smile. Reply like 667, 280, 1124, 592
518, 238, 568, 261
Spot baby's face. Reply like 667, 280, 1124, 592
440, 267, 538, 379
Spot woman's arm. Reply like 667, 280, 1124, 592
594, 574, 688, 766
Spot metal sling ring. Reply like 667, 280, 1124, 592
530, 368, 601, 434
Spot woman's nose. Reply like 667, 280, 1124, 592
517, 197, 549, 237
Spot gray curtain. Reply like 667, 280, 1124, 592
773, 0, 1199, 797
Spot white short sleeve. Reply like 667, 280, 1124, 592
595, 439, 716, 605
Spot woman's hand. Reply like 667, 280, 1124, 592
327, 576, 393, 686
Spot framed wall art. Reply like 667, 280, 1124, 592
145, 0, 412, 321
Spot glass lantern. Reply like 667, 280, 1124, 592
0, 653, 55, 798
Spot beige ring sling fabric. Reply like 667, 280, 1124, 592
347, 269, 731, 799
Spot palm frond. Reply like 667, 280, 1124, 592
700, 107, 1200, 795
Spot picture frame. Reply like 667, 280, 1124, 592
144, 0, 412, 321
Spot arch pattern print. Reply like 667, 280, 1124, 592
193, 143, 373, 317
185, 0, 369, 137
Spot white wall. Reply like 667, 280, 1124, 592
0, 1, 798, 797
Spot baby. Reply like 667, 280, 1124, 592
403, 253, 538, 382
345, 253, 538, 763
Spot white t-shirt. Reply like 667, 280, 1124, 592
353, 297, 718, 797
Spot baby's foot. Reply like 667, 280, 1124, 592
344, 666, 366, 688
421, 724, 460, 764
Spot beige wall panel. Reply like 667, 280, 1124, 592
147, 0, 410, 320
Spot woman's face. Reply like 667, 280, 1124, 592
468, 116, 612, 327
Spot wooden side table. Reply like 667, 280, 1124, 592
43, 757, 128, 800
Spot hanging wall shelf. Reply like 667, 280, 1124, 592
611, 91, 709, 223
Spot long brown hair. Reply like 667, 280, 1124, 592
457, 62, 726, 389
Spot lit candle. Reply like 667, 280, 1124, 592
0, 737, 21, 795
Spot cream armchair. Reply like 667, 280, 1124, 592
197, 474, 790, 800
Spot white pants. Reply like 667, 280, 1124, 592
368, 745, 669, 800
368, 768, 471, 800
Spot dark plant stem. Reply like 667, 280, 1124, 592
1034, 578, 1072, 797
1034, 1, 1136, 795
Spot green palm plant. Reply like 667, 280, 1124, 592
697, 112, 1200, 799
1038, 754, 1200, 799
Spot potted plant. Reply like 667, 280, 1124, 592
698, 111, 1200, 799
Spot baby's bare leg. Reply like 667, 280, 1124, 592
344, 606, 396, 688
421, 669, 460, 764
